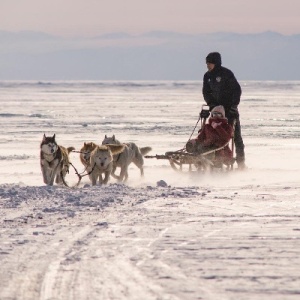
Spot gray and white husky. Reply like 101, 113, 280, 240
102, 135, 152, 181
40, 134, 75, 186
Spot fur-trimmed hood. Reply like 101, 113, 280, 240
211, 105, 226, 118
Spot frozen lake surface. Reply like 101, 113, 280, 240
0, 80, 300, 299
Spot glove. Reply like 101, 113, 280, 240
200, 109, 210, 119
211, 122, 222, 129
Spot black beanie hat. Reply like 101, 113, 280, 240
206, 52, 222, 66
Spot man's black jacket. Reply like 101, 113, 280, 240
202, 66, 241, 118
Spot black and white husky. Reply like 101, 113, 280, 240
40, 134, 75, 186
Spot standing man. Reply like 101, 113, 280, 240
202, 52, 246, 169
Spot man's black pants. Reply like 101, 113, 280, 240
228, 116, 245, 164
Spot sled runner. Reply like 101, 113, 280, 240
145, 105, 236, 173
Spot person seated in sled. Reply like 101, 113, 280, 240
186, 105, 234, 165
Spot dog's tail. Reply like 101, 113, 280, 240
140, 147, 152, 156
67, 147, 75, 153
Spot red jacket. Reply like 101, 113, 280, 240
196, 117, 234, 164
197, 117, 233, 147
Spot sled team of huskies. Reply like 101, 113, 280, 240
40, 134, 152, 186
40, 108, 239, 187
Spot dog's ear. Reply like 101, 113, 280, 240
112, 135, 115, 141
105, 135, 107, 138
53, 134, 56, 140
43, 134, 46, 141
84, 142, 87, 146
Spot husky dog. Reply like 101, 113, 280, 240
102, 135, 152, 181
88, 144, 125, 185
79, 142, 98, 168
40, 134, 75, 186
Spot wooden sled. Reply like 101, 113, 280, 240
145, 105, 236, 173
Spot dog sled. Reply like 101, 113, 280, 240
145, 105, 236, 173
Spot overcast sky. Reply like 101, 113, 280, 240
1, 0, 300, 37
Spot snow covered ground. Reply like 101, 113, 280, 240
0, 81, 300, 299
